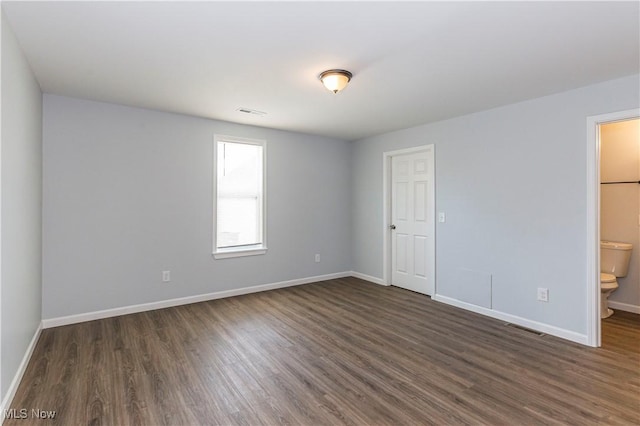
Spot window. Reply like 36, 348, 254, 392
213, 135, 266, 259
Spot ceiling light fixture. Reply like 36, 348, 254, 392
318, 69, 353, 94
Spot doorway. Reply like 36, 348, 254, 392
586, 109, 640, 347
383, 145, 435, 295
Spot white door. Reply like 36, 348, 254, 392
391, 150, 434, 295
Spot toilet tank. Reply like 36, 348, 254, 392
601, 241, 633, 277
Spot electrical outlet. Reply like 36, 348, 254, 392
162, 271, 171, 282
315, 254, 321, 263
537, 287, 549, 302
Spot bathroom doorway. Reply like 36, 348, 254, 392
587, 109, 640, 347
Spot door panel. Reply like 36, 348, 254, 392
414, 235, 427, 278
391, 150, 433, 295
395, 182, 408, 220
395, 234, 408, 273
414, 181, 427, 221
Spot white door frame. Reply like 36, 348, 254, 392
586, 108, 639, 347
383, 145, 435, 294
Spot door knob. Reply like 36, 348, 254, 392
390, 224, 396, 230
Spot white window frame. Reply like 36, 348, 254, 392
213, 134, 267, 259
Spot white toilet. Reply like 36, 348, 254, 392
600, 240, 633, 319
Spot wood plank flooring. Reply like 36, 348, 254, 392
6, 277, 640, 425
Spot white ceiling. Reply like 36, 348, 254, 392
3, 1, 639, 141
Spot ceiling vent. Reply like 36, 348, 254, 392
236, 108, 267, 116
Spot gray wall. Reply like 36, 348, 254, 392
42, 95, 351, 319
1, 11, 43, 399
351, 74, 639, 335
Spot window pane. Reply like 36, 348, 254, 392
217, 141, 263, 248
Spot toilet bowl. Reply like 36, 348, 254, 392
600, 240, 633, 319
600, 273, 619, 319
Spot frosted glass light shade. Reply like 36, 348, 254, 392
319, 69, 352, 94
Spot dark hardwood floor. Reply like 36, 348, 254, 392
6, 277, 640, 425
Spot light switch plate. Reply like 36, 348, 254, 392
537, 287, 549, 302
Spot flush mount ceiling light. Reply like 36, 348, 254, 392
318, 69, 353, 94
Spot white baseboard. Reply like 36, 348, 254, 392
608, 300, 640, 314
1, 322, 43, 423
433, 294, 588, 345
350, 271, 388, 286
42, 272, 351, 329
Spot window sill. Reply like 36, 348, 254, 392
213, 246, 267, 259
